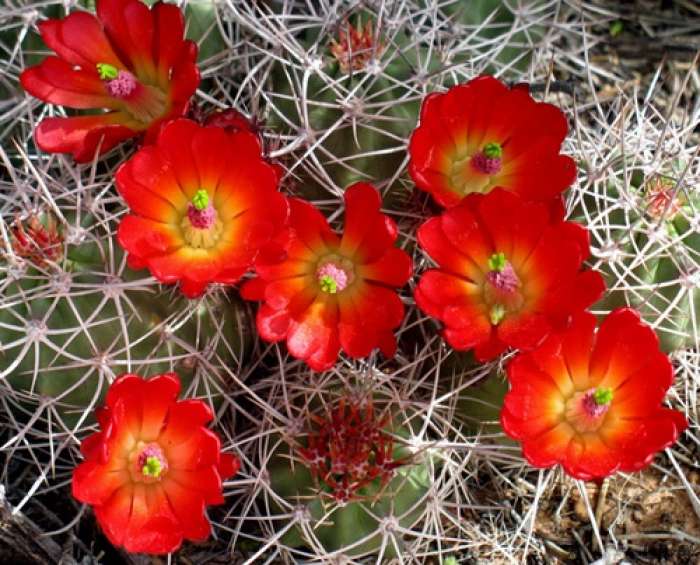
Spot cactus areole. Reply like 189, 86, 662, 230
116, 119, 288, 298
501, 310, 688, 480
415, 189, 605, 361
19, 0, 200, 162
72, 373, 240, 555
408, 76, 576, 208
241, 183, 412, 371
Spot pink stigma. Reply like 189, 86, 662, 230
582, 388, 612, 418
317, 263, 349, 293
487, 262, 520, 293
187, 203, 217, 229
471, 152, 502, 175
106, 70, 138, 98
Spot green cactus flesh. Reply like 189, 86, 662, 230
268, 446, 430, 558
0, 231, 249, 426
586, 180, 699, 353
266, 11, 448, 204
457, 372, 515, 445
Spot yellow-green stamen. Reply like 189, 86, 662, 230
489, 304, 505, 325
592, 387, 613, 406
192, 189, 210, 211
142, 455, 163, 478
488, 252, 507, 273
483, 142, 503, 159
96, 62, 119, 80
320, 274, 338, 294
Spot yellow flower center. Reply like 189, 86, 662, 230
564, 388, 613, 433
181, 190, 224, 249
129, 442, 169, 483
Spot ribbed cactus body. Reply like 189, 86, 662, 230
0, 218, 248, 424
620, 212, 699, 352
457, 371, 513, 444
265, 10, 446, 204
585, 176, 698, 353
268, 439, 430, 557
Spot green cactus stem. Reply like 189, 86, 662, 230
267, 397, 431, 557
0, 215, 250, 426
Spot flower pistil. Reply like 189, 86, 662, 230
471, 141, 503, 175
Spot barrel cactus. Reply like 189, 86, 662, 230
0, 197, 250, 428
572, 96, 700, 353
1, 0, 697, 564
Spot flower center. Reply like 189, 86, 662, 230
471, 141, 503, 175
586, 387, 613, 416
565, 387, 613, 433
484, 252, 522, 325
487, 258, 520, 293
317, 261, 351, 293
97, 63, 138, 99
96, 62, 167, 125
180, 189, 224, 249
131, 442, 168, 483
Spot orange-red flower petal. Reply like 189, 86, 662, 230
20, 0, 199, 162
242, 183, 411, 371
116, 119, 288, 298
415, 188, 605, 360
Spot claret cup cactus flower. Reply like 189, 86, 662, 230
415, 188, 605, 360
72, 373, 239, 554
242, 182, 412, 371
20, 0, 199, 161
116, 119, 288, 298
408, 76, 576, 208
501, 309, 687, 480
4, 0, 696, 562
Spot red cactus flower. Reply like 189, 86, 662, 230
408, 76, 576, 208
501, 309, 687, 480
72, 373, 240, 554
241, 183, 411, 371
116, 118, 288, 298
329, 18, 383, 73
298, 397, 407, 504
7, 214, 63, 267
415, 188, 605, 361
20, 0, 199, 162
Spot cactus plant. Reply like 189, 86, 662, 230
1, 0, 698, 564
571, 96, 700, 353
267, 394, 431, 557
229, 1, 551, 206
0, 202, 250, 428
